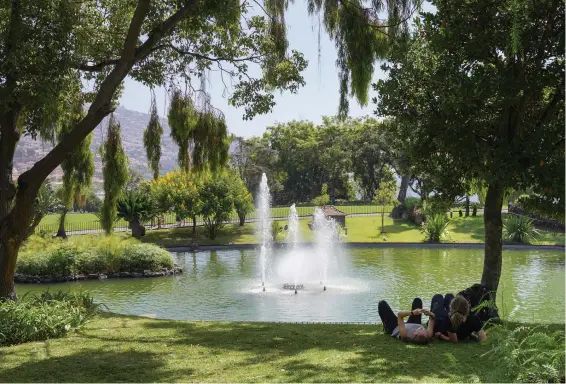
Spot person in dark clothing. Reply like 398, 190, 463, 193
433, 294, 487, 342
428, 293, 454, 335
378, 298, 436, 344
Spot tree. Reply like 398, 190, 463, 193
125, 168, 144, 191
318, 118, 352, 200
100, 115, 130, 235
312, 184, 331, 207
28, 182, 60, 236
83, 191, 102, 213
375, 0, 564, 297
347, 118, 390, 200
56, 100, 95, 238
229, 171, 253, 226
0, 1, 308, 299
151, 170, 201, 234
373, 177, 398, 234
199, 173, 234, 240
168, 89, 230, 173
117, 188, 154, 239
143, 93, 163, 180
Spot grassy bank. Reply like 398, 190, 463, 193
0, 313, 561, 383
142, 215, 565, 247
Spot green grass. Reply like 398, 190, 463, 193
1, 313, 560, 382
142, 215, 564, 247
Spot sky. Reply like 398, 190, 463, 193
119, 2, 388, 139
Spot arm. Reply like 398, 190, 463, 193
396, 309, 421, 339
422, 309, 436, 338
396, 310, 411, 339
446, 332, 459, 343
435, 332, 452, 342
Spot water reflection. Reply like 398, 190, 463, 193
16, 247, 565, 323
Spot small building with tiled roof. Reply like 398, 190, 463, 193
321, 205, 347, 227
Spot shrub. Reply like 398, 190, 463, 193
271, 220, 282, 242
421, 214, 451, 242
503, 215, 540, 244
403, 197, 421, 213
75, 248, 109, 274
0, 291, 100, 346
312, 184, 330, 207
16, 235, 172, 276
118, 244, 173, 272
484, 325, 565, 383
17, 246, 81, 277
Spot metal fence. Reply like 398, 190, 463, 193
34, 204, 391, 236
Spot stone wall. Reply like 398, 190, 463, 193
15, 266, 183, 284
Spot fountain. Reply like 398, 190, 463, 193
257, 173, 272, 291
256, 175, 343, 294
312, 207, 339, 292
286, 204, 303, 293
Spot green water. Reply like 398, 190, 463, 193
16, 247, 565, 323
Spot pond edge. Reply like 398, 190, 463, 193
166, 242, 565, 252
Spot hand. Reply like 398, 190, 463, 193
421, 309, 432, 316
411, 308, 423, 315
435, 332, 442, 338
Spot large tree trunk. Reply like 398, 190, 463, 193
397, 175, 410, 203
391, 175, 410, 219
0, 238, 20, 300
465, 195, 470, 217
56, 209, 67, 238
192, 216, 197, 235
238, 213, 245, 226
130, 219, 143, 239
481, 182, 505, 298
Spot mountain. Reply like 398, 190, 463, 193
14, 106, 180, 188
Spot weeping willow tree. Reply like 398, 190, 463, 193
143, 93, 164, 180
100, 114, 130, 235
260, 0, 419, 118
56, 101, 95, 238
167, 89, 229, 173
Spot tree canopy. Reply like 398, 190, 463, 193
375, 0, 564, 294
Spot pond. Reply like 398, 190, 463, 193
16, 247, 565, 323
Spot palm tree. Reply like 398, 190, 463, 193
117, 189, 154, 239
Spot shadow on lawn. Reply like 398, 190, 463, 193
448, 217, 485, 242
0, 349, 183, 383
47, 315, 497, 382
143, 224, 256, 246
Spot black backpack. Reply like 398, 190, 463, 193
457, 284, 499, 323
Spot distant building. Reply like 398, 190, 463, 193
321, 205, 347, 228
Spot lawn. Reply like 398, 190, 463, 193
142, 215, 565, 247
0, 313, 557, 383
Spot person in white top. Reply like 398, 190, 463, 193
378, 298, 436, 344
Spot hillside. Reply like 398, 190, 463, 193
14, 107, 180, 187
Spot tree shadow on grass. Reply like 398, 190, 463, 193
71, 315, 499, 382
2, 313, 522, 382
0, 349, 187, 383
449, 217, 485, 242
143, 224, 256, 247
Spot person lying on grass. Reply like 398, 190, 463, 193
378, 298, 435, 344
430, 294, 488, 343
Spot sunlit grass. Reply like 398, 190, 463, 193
2, 313, 560, 382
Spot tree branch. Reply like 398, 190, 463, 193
167, 43, 264, 63
18, 0, 155, 193
78, 58, 120, 72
